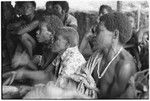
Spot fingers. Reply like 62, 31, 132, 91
9, 73, 16, 85
3, 71, 16, 85
3, 77, 12, 86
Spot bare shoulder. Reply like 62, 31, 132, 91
117, 49, 136, 76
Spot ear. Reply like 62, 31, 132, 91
113, 29, 119, 40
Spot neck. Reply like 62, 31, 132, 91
103, 44, 123, 61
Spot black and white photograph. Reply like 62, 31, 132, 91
1, 0, 149, 99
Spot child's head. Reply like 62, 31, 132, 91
52, 27, 79, 53
22, 1, 36, 16
36, 15, 63, 43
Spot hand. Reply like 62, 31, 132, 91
85, 26, 96, 39
3, 69, 25, 85
12, 51, 30, 68
32, 55, 42, 66
85, 31, 93, 39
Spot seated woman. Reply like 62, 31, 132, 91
78, 12, 137, 98
23, 27, 87, 99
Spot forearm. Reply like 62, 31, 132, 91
79, 36, 89, 53
23, 70, 49, 82
17, 20, 39, 35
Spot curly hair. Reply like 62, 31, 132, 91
39, 15, 64, 34
99, 12, 132, 44
55, 27, 79, 47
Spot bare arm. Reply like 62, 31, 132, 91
23, 70, 49, 84
110, 61, 136, 97
79, 35, 89, 53
17, 20, 39, 35
79, 31, 93, 53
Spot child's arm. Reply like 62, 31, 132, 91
17, 20, 39, 35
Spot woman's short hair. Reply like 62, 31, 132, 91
55, 27, 79, 47
99, 12, 132, 44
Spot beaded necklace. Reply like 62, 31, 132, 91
97, 47, 123, 79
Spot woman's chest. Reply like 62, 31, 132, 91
92, 59, 118, 89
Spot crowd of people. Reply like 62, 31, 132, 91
2, 1, 149, 99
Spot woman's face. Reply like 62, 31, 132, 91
36, 22, 52, 43
52, 35, 68, 53
95, 22, 113, 50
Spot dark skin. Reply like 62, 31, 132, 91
79, 8, 110, 55
93, 49, 136, 98
3, 24, 69, 85
53, 4, 77, 30
16, 2, 38, 58
92, 22, 136, 98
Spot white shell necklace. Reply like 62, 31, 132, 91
97, 47, 123, 79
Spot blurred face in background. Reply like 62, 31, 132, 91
46, 3, 53, 14
128, 16, 135, 29
102, 9, 109, 15
23, 2, 35, 16
14, 4, 24, 16
53, 4, 65, 19
99, 8, 109, 17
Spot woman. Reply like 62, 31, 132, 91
79, 5, 113, 59
23, 27, 88, 99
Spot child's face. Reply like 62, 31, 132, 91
128, 16, 135, 29
52, 35, 68, 53
23, 2, 35, 16
36, 22, 52, 43
53, 4, 64, 18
